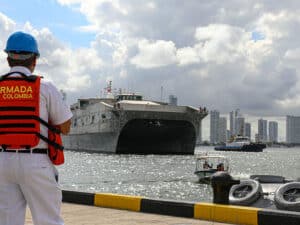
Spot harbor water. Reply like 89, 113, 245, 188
59, 146, 300, 202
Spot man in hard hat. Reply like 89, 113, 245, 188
217, 163, 225, 171
0, 31, 72, 225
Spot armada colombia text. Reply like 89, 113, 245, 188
63, 88, 207, 154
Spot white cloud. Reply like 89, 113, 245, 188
2, 0, 300, 121
255, 11, 293, 40
65, 74, 92, 91
0, 13, 16, 71
194, 24, 250, 64
130, 39, 177, 68
284, 48, 300, 61
176, 47, 200, 66
283, 48, 300, 70
0, 13, 15, 35
276, 96, 300, 109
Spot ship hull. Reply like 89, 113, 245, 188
63, 119, 198, 154
116, 119, 196, 154
214, 143, 266, 152
62, 132, 118, 153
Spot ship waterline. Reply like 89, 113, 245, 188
63, 94, 207, 154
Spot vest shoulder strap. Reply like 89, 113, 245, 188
0, 72, 41, 82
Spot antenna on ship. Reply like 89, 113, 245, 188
104, 80, 114, 99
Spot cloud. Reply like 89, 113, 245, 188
130, 39, 177, 68
2, 0, 300, 120
0, 13, 16, 73
194, 24, 250, 64
0, 12, 15, 35
176, 47, 200, 66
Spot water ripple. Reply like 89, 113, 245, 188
59, 146, 300, 202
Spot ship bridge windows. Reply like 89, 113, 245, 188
79, 100, 90, 109
72, 112, 110, 127
116, 94, 143, 101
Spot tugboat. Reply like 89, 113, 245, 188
214, 136, 266, 152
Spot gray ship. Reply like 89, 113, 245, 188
63, 92, 208, 154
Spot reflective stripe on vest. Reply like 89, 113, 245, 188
0, 74, 41, 149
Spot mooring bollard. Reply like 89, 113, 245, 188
211, 171, 240, 204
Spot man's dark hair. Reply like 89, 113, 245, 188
7, 51, 37, 68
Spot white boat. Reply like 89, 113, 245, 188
194, 153, 230, 183
214, 136, 266, 152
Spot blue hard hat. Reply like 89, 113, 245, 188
4, 31, 40, 57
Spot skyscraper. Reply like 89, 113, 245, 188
258, 119, 268, 142
236, 117, 245, 136
286, 116, 300, 144
210, 110, 220, 144
168, 95, 177, 106
230, 111, 235, 137
245, 122, 251, 140
218, 117, 227, 143
269, 121, 278, 143
230, 109, 241, 137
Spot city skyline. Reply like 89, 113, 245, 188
202, 111, 286, 142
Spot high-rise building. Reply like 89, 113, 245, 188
269, 121, 278, 143
218, 117, 227, 143
210, 110, 220, 144
230, 109, 242, 137
258, 119, 268, 142
286, 116, 300, 144
226, 130, 231, 141
235, 117, 245, 136
168, 95, 177, 106
245, 122, 251, 140
255, 133, 259, 142
229, 111, 235, 137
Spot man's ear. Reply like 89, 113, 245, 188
6, 57, 12, 67
30, 57, 37, 72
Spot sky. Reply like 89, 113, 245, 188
1, 0, 300, 141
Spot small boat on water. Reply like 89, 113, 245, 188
214, 136, 266, 152
194, 153, 230, 184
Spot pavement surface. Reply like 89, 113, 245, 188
25, 203, 232, 225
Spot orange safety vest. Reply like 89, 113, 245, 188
0, 72, 64, 165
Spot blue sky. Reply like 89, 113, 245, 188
2, 0, 93, 47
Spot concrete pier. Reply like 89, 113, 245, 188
25, 190, 300, 225
25, 203, 230, 225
